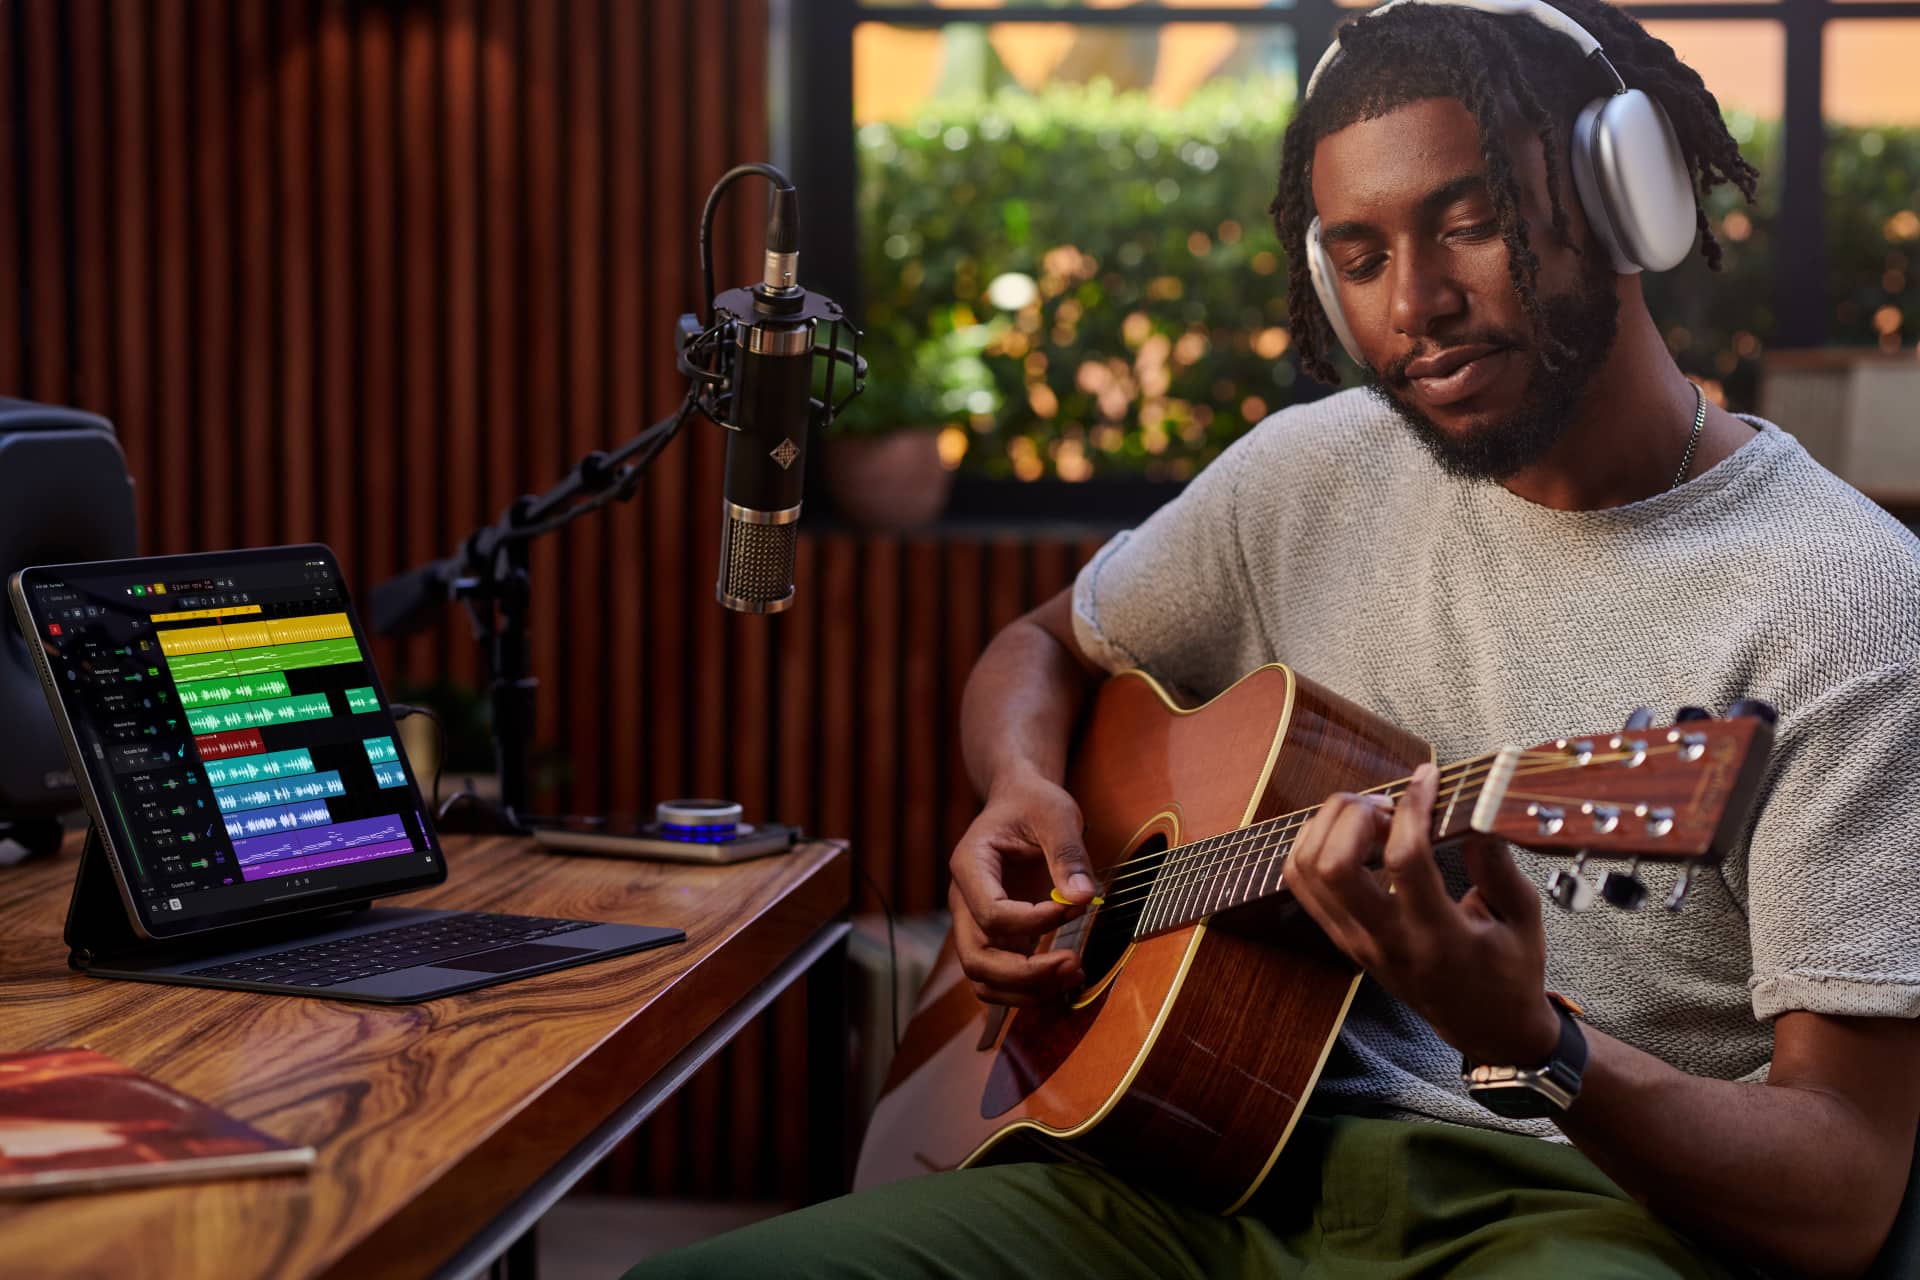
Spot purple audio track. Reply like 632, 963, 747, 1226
234, 813, 415, 881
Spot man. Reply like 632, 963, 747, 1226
633, 0, 1920, 1274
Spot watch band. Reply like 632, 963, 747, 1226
1462, 993, 1589, 1117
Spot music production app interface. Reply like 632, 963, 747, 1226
29, 557, 434, 924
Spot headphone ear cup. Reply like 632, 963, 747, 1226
1570, 89, 1697, 274
1306, 217, 1366, 368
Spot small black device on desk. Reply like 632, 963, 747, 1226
8, 544, 683, 1004
533, 800, 799, 864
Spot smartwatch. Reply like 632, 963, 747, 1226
1462, 992, 1588, 1119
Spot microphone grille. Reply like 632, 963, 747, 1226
717, 507, 798, 614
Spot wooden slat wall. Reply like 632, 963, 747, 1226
0, 0, 1117, 1205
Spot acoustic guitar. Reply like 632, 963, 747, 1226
854, 663, 1774, 1212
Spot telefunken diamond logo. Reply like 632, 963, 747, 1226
770, 438, 800, 470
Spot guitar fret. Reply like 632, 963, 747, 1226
1203, 832, 1236, 917
1258, 828, 1291, 900
1224, 828, 1264, 912
1231, 825, 1269, 910
1438, 762, 1469, 841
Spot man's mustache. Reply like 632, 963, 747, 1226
1380, 331, 1528, 390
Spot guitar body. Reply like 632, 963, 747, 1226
856, 664, 1433, 1212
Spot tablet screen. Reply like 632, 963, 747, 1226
14, 545, 444, 938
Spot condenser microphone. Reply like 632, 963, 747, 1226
717, 183, 810, 613
680, 163, 864, 614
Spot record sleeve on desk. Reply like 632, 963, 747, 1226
0, 1047, 314, 1197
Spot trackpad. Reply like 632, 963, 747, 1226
433, 943, 594, 973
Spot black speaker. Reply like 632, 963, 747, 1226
0, 398, 137, 858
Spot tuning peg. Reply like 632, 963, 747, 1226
1547, 853, 1596, 912
1726, 698, 1777, 726
1622, 706, 1654, 731
1664, 862, 1699, 912
1600, 857, 1647, 910
1673, 705, 1711, 722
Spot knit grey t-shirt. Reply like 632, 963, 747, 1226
1070, 386, 1920, 1139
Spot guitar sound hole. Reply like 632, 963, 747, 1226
1075, 835, 1167, 994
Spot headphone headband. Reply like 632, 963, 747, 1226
1303, 0, 1625, 102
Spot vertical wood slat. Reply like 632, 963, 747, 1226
153, 0, 192, 554
0, 3, 18, 395
69, 2, 113, 423
603, 0, 647, 825
355, 3, 399, 675
900, 539, 943, 914
316, 1, 355, 576
276, 0, 316, 551
562, 0, 603, 815
113, 1, 155, 553
859, 538, 901, 913
398, 3, 438, 685
22, 0, 65, 405
439, 0, 481, 694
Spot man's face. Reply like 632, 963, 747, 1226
1309, 96, 1620, 480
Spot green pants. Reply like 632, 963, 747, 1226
625, 1115, 1746, 1279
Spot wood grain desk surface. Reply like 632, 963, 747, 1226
0, 833, 850, 1280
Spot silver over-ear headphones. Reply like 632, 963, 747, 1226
1301, 0, 1697, 365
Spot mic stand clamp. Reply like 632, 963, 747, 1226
372, 402, 693, 837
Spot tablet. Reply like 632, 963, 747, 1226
9, 545, 446, 940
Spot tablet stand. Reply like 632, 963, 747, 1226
62, 823, 141, 969
63, 823, 370, 972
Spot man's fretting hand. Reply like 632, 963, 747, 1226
1285, 761, 1563, 1068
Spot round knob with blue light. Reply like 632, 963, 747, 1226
655, 799, 746, 844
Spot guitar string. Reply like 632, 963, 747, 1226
1087, 747, 1591, 901
1088, 740, 1686, 898
1145, 763, 1694, 924
1089, 749, 1514, 894
1103, 745, 1695, 924
1083, 743, 1693, 922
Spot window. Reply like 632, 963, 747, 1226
778, 0, 1920, 504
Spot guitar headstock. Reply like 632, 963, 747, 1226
1440, 701, 1775, 912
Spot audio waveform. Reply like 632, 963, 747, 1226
175, 672, 293, 709
191, 729, 266, 760
238, 837, 416, 882
232, 812, 412, 867
265, 613, 354, 646
362, 736, 399, 765
223, 800, 335, 838
372, 762, 407, 789
344, 687, 379, 715
162, 637, 363, 684
156, 611, 355, 660
212, 769, 345, 814
227, 637, 362, 676
202, 746, 317, 788
185, 691, 333, 735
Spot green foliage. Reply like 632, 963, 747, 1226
847, 77, 1297, 479
1823, 124, 1920, 351
850, 82, 1920, 479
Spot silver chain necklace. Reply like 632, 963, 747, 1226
1670, 381, 1706, 490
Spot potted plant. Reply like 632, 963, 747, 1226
823, 323, 999, 531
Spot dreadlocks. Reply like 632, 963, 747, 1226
1271, 0, 1760, 385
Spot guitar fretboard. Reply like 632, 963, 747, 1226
1125, 749, 1516, 938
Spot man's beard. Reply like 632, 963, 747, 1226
1365, 264, 1620, 482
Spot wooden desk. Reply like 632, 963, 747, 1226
0, 833, 851, 1279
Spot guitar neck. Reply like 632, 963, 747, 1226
1124, 749, 1517, 940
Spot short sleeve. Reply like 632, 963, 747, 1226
1070, 431, 1271, 703
1747, 658, 1920, 1020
